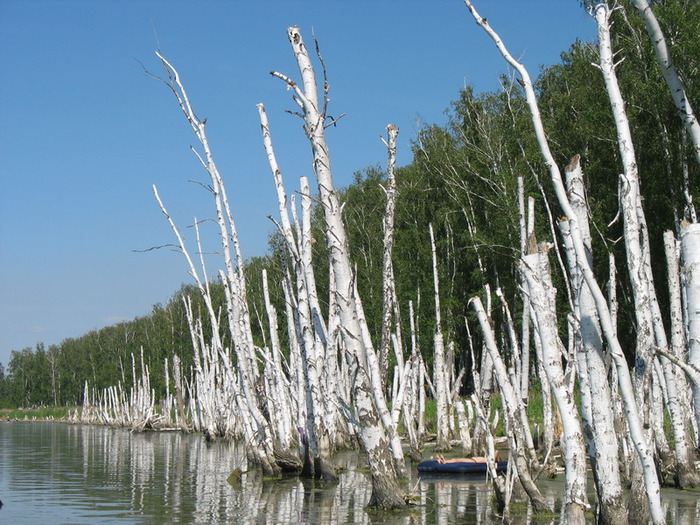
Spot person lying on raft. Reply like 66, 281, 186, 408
434, 451, 501, 463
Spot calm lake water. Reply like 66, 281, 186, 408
1, 421, 698, 524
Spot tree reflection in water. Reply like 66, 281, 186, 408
17, 424, 691, 525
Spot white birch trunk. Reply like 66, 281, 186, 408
259, 101, 337, 477
562, 157, 626, 524
470, 296, 551, 514
594, 4, 657, 426
462, 3, 664, 521
532, 319, 555, 459
497, 288, 538, 463
410, 300, 427, 439
518, 176, 532, 402
630, 0, 700, 166
430, 223, 451, 450
272, 27, 404, 508
262, 269, 295, 451
379, 124, 400, 387
454, 399, 473, 456
680, 223, 700, 439
595, 4, 695, 488
281, 267, 305, 431
665, 231, 699, 458
522, 250, 588, 524
153, 53, 279, 474
171, 354, 189, 432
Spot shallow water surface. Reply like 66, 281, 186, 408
0, 422, 698, 524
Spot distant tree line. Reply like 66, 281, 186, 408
1, 0, 697, 414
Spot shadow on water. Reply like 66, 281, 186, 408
0, 422, 698, 524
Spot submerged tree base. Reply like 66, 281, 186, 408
274, 447, 303, 473
366, 472, 407, 510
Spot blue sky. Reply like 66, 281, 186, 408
0, 1, 596, 367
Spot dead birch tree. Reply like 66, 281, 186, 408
594, 3, 696, 489
463, 2, 664, 522
270, 27, 405, 509
258, 103, 337, 480
630, 0, 700, 166
469, 296, 551, 515
429, 223, 452, 450
521, 248, 588, 525
561, 155, 627, 524
152, 53, 282, 476
680, 223, 700, 438
379, 124, 400, 387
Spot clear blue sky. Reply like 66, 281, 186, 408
0, 1, 595, 367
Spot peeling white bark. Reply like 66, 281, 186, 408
522, 251, 588, 524
462, 3, 663, 521
630, 0, 700, 166
562, 157, 626, 524
272, 27, 404, 506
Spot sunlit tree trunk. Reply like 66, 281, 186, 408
429, 223, 451, 450
462, 3, 664, 521
664, 231, 700, 482
595, 3, 695, 488
271, 27, 404, 508
680, 223, 700, 438
258, 103, 337, 479
379, 124, 400, 388
518, 177, 532, 403
153, 53, 279, 475
630, 0, 700, 166
262, 269, 295, 452
561, 156, 627, 524
171, 354, 189, 432
521, 249, 588, 525
470, 296, 551, 514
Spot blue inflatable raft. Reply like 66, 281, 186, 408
417, 460, 508, 474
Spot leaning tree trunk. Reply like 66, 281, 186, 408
561, 155, 627, 524
258, 102, 337, 480
630, 0, 700, 166
595, 3, 695, 489
462, 3, 664, 522
470, 296, 551, 515
271, 26, 405, 508
154, 53, 281, 475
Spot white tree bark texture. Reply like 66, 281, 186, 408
594, 3, 695, 488
271, 27, 406, 507
154, 53, 281, 476
630, 0, 700, 166
521, 251, 588, 525
680, 223, 700, 441
463, 2, 664, 522
470, 296, 551, 515
429, 223, 452, 450
561, 157, 627, 524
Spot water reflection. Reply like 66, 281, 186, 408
0, 422, 698, 524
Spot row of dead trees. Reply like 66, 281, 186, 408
77, 1, 700, 522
